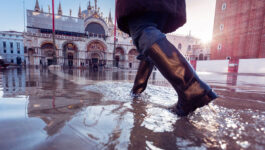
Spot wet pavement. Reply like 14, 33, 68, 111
0, 68, 264, 150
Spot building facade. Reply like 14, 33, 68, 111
0, 31, 25, 65
24, 0, 139, 69
167, 34, 210, 61
24, 0, 210, 69
211, 0, 265, 60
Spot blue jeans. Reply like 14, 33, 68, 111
128, 13, 167, 60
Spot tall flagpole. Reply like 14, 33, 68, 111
113, 0, 117, 67
23, 0, 26, 32
52, 0, 57, 65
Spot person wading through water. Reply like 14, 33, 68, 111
116, 0, 218, 116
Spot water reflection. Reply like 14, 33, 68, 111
2, 68, 26, 96
0, 68, 264, 150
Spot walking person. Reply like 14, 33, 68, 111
116, 0, 218, 116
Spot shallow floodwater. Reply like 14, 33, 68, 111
0, 68, 264, 150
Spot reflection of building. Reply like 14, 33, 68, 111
0, 31, 25, 65
1, 69, 26, 97
24, 0, 139, 69
211, 0, 265, 60
24, 68, 103, 137
167, 34, 210, 61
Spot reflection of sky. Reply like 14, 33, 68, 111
0, 0, 216, 42
0, 96, 48, 150
0, 97, 28, 119
0, 88, 3, 97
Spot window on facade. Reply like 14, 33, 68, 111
11, 59, 14, 63
218, 43, 222, 50
24, 47, 27, 53
222, 3, 227, 10
10, 42, 13, 48
220, 24, 224, 31
10, 42, 13, 53
3, 42, 6, 53
188, 45, 192, 51
17, 42, 20, 50
18, 50, 20, 54
3, 41, 6, 48
178, 43, 182, 50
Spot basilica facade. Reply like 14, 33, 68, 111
23, 0, 210, 70
24, 0, 139, 69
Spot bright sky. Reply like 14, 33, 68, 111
0, 0, 216, 43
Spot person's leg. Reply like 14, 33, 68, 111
131, 58, 154, 96
148, 38, 218, 116
128, 19, 217, 116
128, 14, 165, 96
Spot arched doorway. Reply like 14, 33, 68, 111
68, 53, 74, 67
128, 49, 139, 69
199, 54, 204, 60
63, 43, 78, 68
91, 53, 100, 64
41, 43, 56, 66
87, 40, 106, 68
91, 53, 101, 71
115, 47, 125, 68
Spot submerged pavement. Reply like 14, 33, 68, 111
0, 68, 264, 150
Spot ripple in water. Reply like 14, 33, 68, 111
191, 104, 265, 149
83, 81, 265, 149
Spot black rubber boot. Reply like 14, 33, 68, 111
147, 38, 218, 116
131, 60, 154, 97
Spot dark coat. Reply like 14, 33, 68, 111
116, 0, 186, 34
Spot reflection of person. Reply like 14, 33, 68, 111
116, 0, 218, 116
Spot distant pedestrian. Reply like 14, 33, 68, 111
116, 0, 218, 116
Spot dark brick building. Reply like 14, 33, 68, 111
211, 0, 265, 60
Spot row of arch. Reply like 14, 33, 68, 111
39, 40, 136, 55
40, 40, 106, 52
31, 40, 139, 68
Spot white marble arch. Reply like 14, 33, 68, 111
61, 40, 79, 51
40, 40, 59, 49
86, 39, 108, 60
115, 44, 127, 53
115, 46, 126, 61
87, 39, 108, 52
87, 51, 104, 60
84, 17, 109, 35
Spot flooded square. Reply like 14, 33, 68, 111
0, 68, 264, 150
